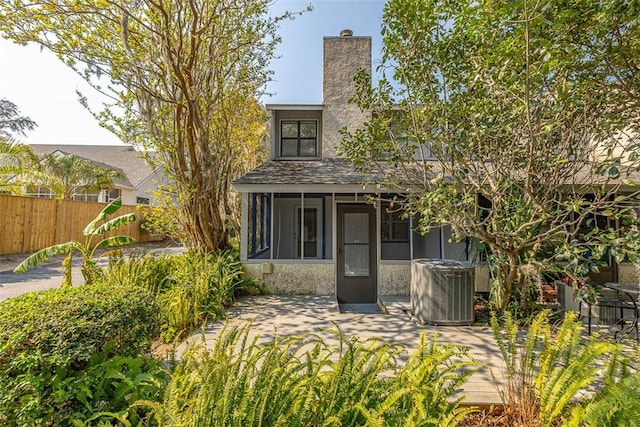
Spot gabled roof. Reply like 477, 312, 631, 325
29, 144, 157, 189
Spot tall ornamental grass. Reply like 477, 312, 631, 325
102, 251, 262, 342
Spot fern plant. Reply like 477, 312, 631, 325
139, 323, 478, 426
492, 310, 623, 426
566, 372, 640, 426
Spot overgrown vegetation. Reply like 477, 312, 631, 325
0, 248, 257, 424
491, 310, 636, 426
13, 197, 137, 286
5, 220, 640, 426
102, 251, 263, 342
3, 265, 640, 425
0, 283, 160, 425
144, 324, 477, 426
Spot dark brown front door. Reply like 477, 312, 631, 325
337, 204, 377, 303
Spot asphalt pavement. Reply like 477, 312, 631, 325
0, 244, 185, 301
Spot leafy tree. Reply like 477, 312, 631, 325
0, 98, 36, 141
340, 0, 640, 311
0, 99, 37, 194
31, 153, 123, 200
14, 198, 137, 286
0, 0, 302, 252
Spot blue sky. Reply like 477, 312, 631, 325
0, 0, 386, 146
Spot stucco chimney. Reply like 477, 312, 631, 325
322, 31, 372, 158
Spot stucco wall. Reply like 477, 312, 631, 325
618, 262, 640, 284
322, 36, 371, 158
245, 261, 491, 297
379, 263, 411, 295
244, 262, 335, 295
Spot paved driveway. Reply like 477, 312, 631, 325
0, 245, 185, 301
181, 295, 506, 406
0, 254, 85, 300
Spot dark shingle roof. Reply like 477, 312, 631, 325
29, 144, 156, 188
233, 158, 387, 186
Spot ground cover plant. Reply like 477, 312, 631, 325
0, 282, 160, 425
101, 250, 263, 343
5, 243, 640, 425
142, 324, 477, 426
490, 310, 638, 426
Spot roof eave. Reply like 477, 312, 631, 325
232, 183, 394, 193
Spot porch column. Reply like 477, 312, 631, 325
240, 192, 249, 262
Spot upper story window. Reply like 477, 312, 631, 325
280, 120, 318, 157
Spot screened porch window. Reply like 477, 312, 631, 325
280, 120, 318, 157
247, 193, 271, 259
381, 200, 410, 260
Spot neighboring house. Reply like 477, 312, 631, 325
233, 30, 481, 302
29, 144, 163, 206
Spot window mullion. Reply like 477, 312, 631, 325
298, 121, 302, 157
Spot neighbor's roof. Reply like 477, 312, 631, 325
30, 144, 157, 188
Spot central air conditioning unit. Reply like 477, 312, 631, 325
411, 259, 475, 325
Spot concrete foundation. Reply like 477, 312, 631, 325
244, 262, 335, 295
245, 261, 491, 297
379, 263, 411, 295
617, 262, 640, 285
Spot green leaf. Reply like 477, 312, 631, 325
92, 213, 137, 236
83, 198, 123, 235
608, 166, 620, 178
13, 242, 78, 274
95, 236, 135, 249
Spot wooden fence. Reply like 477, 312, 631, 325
0, 194, 162, 255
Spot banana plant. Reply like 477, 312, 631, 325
14, 198, 137, 286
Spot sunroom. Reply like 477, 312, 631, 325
235, 171, 475, 303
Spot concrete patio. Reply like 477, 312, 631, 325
181, 295, 507, 406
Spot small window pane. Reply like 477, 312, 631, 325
344, 245, 369, 277
344, 213, 369, 243
282, 122, 298, 138
300, 139, 317, 156
300, 122, 316, 138
392, 222, 409, 241
281, 139, 298, 156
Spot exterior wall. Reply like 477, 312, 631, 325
136, 170, 167, 206
244, 262, 335, 295
379, 263, 411, 295
618, 262, 640, 284
271, 110, 323, 160
322, 35, 371, 158
475, 266, 491, 292
119, 188, 141, 206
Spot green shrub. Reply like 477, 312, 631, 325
147, 324, 477, 426
104, 252, 175, 294
0, 283, 159, 425
567, 372, 640, 426
44, 354, 166, 426
103, 250, 262, 342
